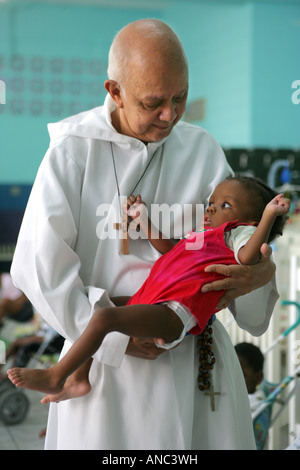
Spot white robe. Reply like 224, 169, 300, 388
11, 95, 278, 450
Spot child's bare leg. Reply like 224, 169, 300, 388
41, 359, 93, 404
7, 306, 110, 394
8, 302, 183, 395
7, 366, 67, 394
8, 358, 93, 399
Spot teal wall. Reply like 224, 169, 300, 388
0, 3, 165, 183
252, 2, 300, 147
0, 1, 299, 184
168, 0, 300, 148
166, 0, 253, 147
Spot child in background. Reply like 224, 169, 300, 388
235, 342, 265, 410
235, 342, 268, 450
0, 273, 33, 326
8, 176, 290, 404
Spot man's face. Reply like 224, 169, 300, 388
237, 356, 263, 394
109, 60, 188, 143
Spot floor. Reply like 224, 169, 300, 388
0, 319, 49, 450
0, 388, 49, 450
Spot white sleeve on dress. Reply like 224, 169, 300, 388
230, 276, 279, 336
225, 226, 279, 336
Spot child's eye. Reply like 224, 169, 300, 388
222, 202, 231, 208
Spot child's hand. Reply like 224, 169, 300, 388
266, 194, 290, 216
125, 195, 147, 220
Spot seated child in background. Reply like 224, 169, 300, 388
235, 342, 269, 450
0, 321, 64, 381
7, 175, 290, 404
0, 272, 33, 326
235, 342, 265, 411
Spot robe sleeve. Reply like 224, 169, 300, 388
229, 275, 279, 336
226, 227, 279, 335
10, 145, 128, 367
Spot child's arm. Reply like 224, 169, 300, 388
126, 195, 176, 254
238, 194, 290, 265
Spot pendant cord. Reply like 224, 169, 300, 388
110, 142, 121, 201
110, 142, 164, 214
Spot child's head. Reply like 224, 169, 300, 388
235, 342, 264, 394
205, 175, 288, 242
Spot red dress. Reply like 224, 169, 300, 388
127, 221, 240, 335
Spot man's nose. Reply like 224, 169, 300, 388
159, 102, 176, 122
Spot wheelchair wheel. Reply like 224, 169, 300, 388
0, 377, 15, 393
0, 389, 30, 425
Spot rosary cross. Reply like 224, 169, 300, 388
204, 383, 221, 412
113, 211, 130, 255
113, 209, 139, 255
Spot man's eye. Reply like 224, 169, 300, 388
142, 102, 161, 110
173, 93, 186, 103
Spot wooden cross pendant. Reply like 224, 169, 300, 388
204, 383, 221, 412
114, 211, 129, 255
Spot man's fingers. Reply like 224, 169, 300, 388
204, 264, 232, 276
215, 291, 236, 310
260, 242, 272, 259
202, 264, 232, 293
126, 338, 162, 360
201, 277, 233, 293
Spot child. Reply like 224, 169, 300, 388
235, 342, 265, 402
7, 176, 290, 403
0, 272, 34, 326
234, 342, 268, 450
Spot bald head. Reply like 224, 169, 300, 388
107, 19, 188, 86
105, 19, 188, 142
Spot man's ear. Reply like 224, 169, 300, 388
104, 80, 124, 108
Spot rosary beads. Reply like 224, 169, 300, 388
197, 318, 216, 391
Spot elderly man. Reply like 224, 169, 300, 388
11, 19, 277, 450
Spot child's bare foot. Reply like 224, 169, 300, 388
41, 374, 91, 404
7, 367, 64, 394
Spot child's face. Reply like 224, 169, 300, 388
237, 355, 263, 394
204, 179, 256, 228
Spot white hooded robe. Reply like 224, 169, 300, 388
11, 95, 278, 450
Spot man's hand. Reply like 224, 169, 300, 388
201, 243, 275, 310
126, 337, 166, 360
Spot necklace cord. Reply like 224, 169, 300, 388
110, 142, 164, 197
